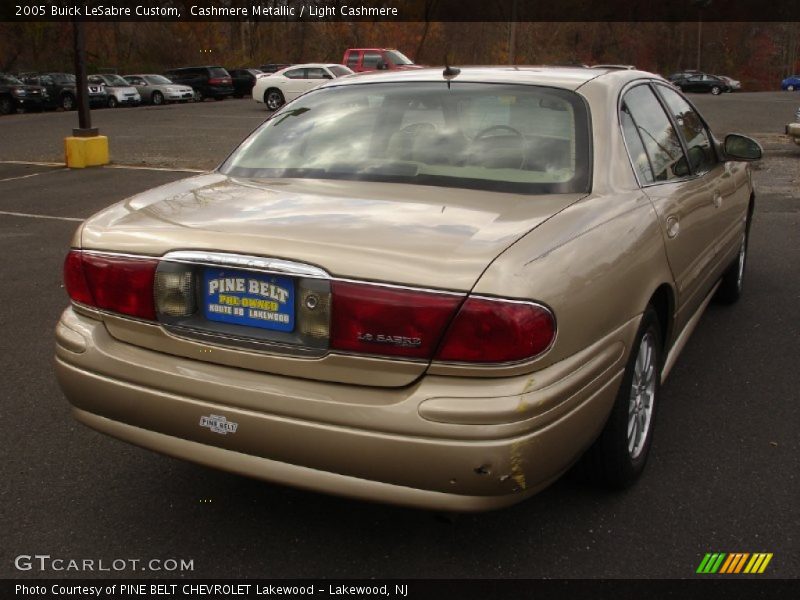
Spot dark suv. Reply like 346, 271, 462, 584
163, 66, 233, 101
0, 72, 49, 114
20, 72, 107, 110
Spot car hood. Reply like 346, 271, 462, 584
80, 174, 585, 291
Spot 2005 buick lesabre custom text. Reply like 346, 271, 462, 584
55, 67, 762, 511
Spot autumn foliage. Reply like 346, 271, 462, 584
1, 21, 798, 91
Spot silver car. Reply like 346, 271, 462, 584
123, 74, 194, 105
88, 74, 141, 108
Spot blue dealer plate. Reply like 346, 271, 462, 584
203, 269, 294, 332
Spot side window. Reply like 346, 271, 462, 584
655, 85, 716, 175
363, 52, 382, 68
620, 84, 687, 183
306, 68, 327, 80
620, 106, 655, 185
346, 52, 360, 68
284, 69, 305, 79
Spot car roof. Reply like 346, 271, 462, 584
326, 65, 659, 91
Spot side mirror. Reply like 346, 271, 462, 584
724, 134, 762, 161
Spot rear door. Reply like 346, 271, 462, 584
619, 82, 718, 333
281, 67, 308, 99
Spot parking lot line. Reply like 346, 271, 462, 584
0, 210, 83, 222
0, 170, 66, 183
0, 160, 205, 174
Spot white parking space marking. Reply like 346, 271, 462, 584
0, 170, 66, 183
0, 210, 83, 222
0, 160, 205, 174
0, 160, 64, 167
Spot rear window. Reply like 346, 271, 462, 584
221, 82, 591, 195
208, 67, 229, 78
329, 66, 352, 78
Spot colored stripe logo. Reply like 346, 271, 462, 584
697, 553, 773, 574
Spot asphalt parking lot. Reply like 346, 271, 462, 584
1, 93, 798, 580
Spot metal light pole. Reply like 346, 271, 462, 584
65, 18, 108, 167
72, 19, 96, 136
508, 0, 518, 65
692, 0, 712, 71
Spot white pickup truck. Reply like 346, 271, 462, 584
787, 107, 800, 145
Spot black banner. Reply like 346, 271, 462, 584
2, 0, 799, 22
5, 579, 800, 600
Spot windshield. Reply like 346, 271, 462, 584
102, 74, 130, 86
145, 75, 172, 85
385, 50, 414, 65
0, 74, 23, 85
221, 82, 591, 194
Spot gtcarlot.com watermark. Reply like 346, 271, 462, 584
14, 554, 194, 573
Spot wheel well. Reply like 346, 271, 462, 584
648, 284, 674, 353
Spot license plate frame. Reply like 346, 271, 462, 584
203, 268, 295, 333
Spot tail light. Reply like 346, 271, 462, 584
435, 297, 555, 363
64, 250, 158, 320
330, 281, 462, 359
64, 250, 555, 363
208, 78, 231, 85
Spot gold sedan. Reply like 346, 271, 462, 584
55, 67, 762, 511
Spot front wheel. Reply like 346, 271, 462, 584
0, 95, 13, 115
151, 91, 164, 105
787, 85, 796, 91
60, 93, 75, 111
581, 306, 662, 488
107, 96, 117, 108
265, 88, 285, 111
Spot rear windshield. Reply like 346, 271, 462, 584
221, 82, 591, 194
328, 65, 353, 78
208, 67, 229, 78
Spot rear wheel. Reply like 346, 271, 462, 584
582, 306, 662, 488
788, 85, 796, 91
715, 214, 751, 304
194, 89, 204, 102
710, 86, 721, 95
265, 88, 285, 111
151, 91, 164, 105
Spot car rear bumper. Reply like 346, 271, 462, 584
55, 307, 636, 511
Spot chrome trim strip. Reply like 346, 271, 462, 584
161, 251, 330, 279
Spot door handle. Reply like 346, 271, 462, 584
666, 216, 680, 239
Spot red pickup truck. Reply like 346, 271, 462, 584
342, 48, 423, 72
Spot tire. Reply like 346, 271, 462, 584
194, 90, 204, 102
151, 91, 164, 105
710, 86, 721, 95
715, 213, 751, 304
265, 88, 285, 111
0, 95, 13, 115
581, 306, 662, 489
60, 93, 75, 111
107, 96, 117, 108
214, 96, 225, 101
788, 85, 795, 91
